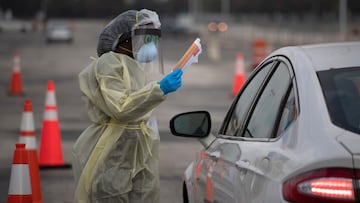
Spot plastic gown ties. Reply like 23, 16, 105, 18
101, 119, 154, 156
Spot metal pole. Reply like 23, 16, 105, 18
221, 0, 230, 18
339, 0, 347, 40
42, 0, 47, 16
189, 0, 198, 21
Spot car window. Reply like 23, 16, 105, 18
276, 85, 297, 137
225, 62, 274, 136
318, 67, 360, 134
243, 62, 292, 139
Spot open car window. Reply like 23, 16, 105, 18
224, 61, 274, 136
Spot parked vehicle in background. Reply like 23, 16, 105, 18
170, 42, 360, 203
46, 21, 73, 44
0, 19, 31, 33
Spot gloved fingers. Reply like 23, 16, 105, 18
169, 76, 181, 83
175, 68, 183, 76
159, 68, 183, 94
169, 76, 182, 85
169, 72, 183, 82
162, 68, 182, 81
170, 68, 183, 77
163, 79, 181, 93
174, 81, 182, 89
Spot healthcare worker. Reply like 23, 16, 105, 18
72, 9, 183, 202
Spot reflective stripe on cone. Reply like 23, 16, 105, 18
7, 143, 32, 203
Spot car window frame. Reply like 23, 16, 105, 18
269, 56, 300, 141
272, 82, 295, 138
218, 56, 300, 142
269, 56, 301, 141
218, 57, 278, 138
242, 61, 293, 140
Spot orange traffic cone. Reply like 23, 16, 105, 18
251, 39, 267, 69
8, 50, 24, 96
7, 143, 32, 203
204, 162, 215, 203
231, 53, 246, 96
19, 99, 43, 203
38, 80, 71, 169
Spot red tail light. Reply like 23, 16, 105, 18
283, 168, 359, 203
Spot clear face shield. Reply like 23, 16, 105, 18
131, 28, 164, 82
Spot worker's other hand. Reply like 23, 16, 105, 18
159, 69, 183, 95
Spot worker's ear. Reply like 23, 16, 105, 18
112, 31, 132, 51
115, 40, 134, 58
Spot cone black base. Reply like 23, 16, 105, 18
39, 163, 72, 170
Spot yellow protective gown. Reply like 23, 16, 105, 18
72, 51, 166, 202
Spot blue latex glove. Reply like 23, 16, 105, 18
159, 69, 183, 95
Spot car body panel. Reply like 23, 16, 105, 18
201, 129, 353, 203
337, 132, 360, 168
268, 42, 360, 71
183, 162, 196, 203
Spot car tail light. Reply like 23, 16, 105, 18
283, 168, 359, 203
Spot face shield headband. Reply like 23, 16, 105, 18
133, 28, 161, 38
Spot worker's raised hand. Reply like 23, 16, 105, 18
159, 69, 183, 95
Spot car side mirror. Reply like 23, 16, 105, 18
170, 111, 211, 138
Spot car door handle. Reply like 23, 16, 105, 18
236, 160, 264, 176
235, 160, 250, 169
208, 151, 220, 159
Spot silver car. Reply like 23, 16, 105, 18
170, 42, 360, 203
46, 23, 73, 44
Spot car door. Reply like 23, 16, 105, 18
197, 60, 276, 203
207, 59, 297, 203
234, 61, 296, 203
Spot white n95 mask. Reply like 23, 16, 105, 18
136, 42, 158, 63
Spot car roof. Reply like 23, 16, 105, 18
269, 41, 360, 71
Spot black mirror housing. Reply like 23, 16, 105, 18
170, 111, 211, 138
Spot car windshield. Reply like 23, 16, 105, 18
318, 67, 360, 134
